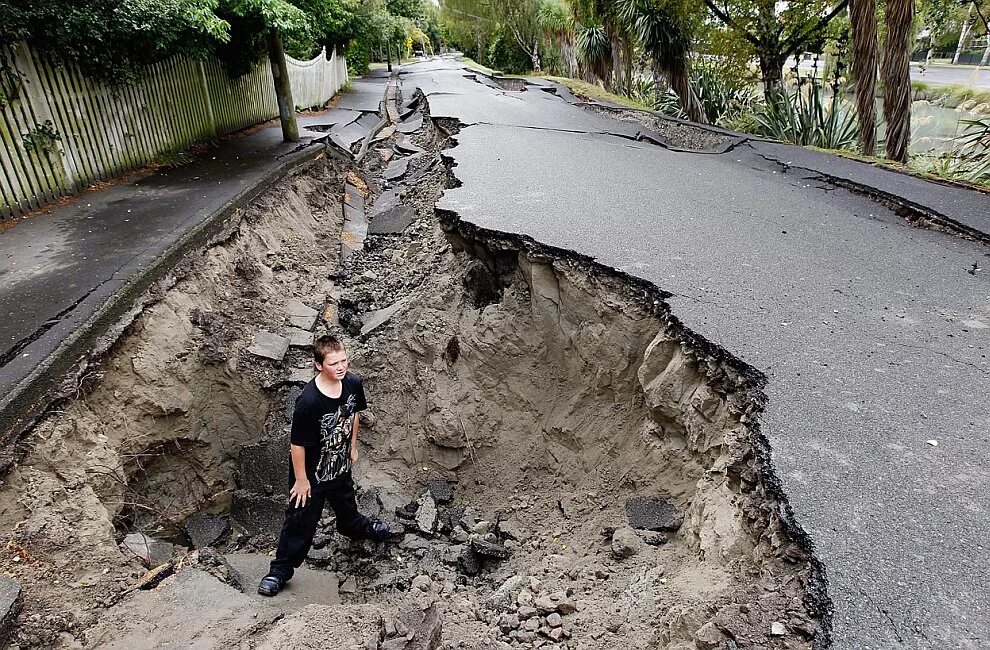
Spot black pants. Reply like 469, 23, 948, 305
268, 472, 373, 580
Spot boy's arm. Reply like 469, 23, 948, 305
289, 444, 311, 508
349, 416, 360, 464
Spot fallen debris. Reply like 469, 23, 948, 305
625, 496, 683, 532
247, 331, 290, 361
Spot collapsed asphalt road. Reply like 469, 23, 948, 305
405, 58, 990, 649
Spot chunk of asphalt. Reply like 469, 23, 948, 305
185, 513, 231, 549
368, 204, 416, 236
625, 496, 683, 531
286, 299, 319, 331
394, 140, 425, 155
397, 117, 423, 134
246, 331, 290, 361
415, 493, 438, 536
283, 386, 302, 422
0, 575, 22, 648
470, 539, 511, 560
285, 327, 312, 348
360, 300, 408, 336
122, 533, 178, 568
427, 477, 454, 504
384, 157, 409, 181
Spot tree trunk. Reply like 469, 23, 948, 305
651, 59, 667, 109
982, 36, 990, 66
882, 0, 914, 163
759, 47, 786, 102
610, 38, 624, 93
850, 0, 879, 156
561, 39, 578, 78
267, 29, 299, 143
953, 4, 973, 64
532, 36, 542, 73
665, 64, 707, 124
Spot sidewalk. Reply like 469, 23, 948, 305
0, 71, 389, 454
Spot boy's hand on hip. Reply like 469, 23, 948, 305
349, 445, 359, 465
289, 478, 311, 508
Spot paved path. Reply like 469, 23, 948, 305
0, 72, 390, 442
912, 62, 990, 90
407, 58, 990, 649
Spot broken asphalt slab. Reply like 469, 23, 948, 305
411, 57, 990, 649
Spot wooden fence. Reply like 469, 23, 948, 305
0, 42, 348, 218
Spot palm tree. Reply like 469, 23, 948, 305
539, 0, 579, 77
576, 23, 612, 83
882, 0, 914, 163
849, 0, 878, 155
615, 0, 706, 123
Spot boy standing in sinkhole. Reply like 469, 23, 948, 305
258, 334, 389, 596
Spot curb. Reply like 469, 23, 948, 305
0, 143, 328, 472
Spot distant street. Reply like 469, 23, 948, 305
911, 61, 990, 90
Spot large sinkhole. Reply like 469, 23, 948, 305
0, 113, 825, 650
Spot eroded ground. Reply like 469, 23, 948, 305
0, 91, 825, 650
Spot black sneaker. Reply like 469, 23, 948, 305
258, 574, 285, 597
370, 520, 392, 540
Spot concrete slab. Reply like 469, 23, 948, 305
368, 204, 416, 235
0, 575, 21, 648
286, 300, 318, 331
384, 157, 410, 181
246, 331, 290, 361
360, 300, 408, 336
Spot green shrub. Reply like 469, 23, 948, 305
486, 27, 529, 74
750, 80, 858, 150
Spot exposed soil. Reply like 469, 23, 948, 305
587, 105, 733, 152
0, 96, 825, 650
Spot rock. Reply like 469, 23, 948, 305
286, 299, 319, 330
457, 547, 481, 576
498, 518, 526, 542
185, 513, 230, 549
610, 527, 645, 559
384, 157, 409, 181
487, 576, 528, 611
368, 204, 416, 236
546, 613, 562, 628
528, 577, 542, 593
122, 533, 178, 568
0, 576, 21, 648
471, 521, 491, 535
770, 621, 788, 636
516, 591, 534, 608
339, 575, 357, 593
534, 595, 556, 614
286, 367, 315, 385
694, 622, 725, 649
514, 631, 537, 643
411, 575, 432, 592
548, 627, 564, 641
360, 300, 408, 337
426, 478, 454, 504
415, 494, 438, 536
397, 501, 419, 520
498, 613, 520, 632
470, 539, 511, 560
641, 531, 668, 546
394, 140, 426, 154
517, 605, 538, 620
450, 526, 470, 544
285, 327, 313, 348
246, 331, 290, 361
556, 601, 577, 615
383, 605, 442, 650
625, 497, 683, 532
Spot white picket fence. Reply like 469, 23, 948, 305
0, 42, 348, 218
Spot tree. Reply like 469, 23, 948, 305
538, 0, 578, 77
882, 0, 914, 163
616, 0, 706, 122
849, 0, 878, 155
702, 0, 850, 100
918, 0, 958, 63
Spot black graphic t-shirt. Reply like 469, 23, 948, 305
290, 372, 367, 486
